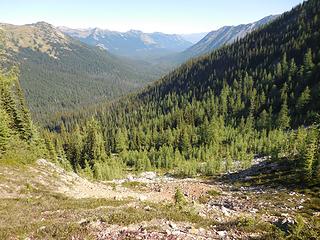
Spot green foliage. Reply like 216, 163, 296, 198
92, 158, 123, 180
45, 0, 320, 182
276, 101, 291, 130
82, 119, 107, 167
0, 67, 44, 164
115, 129, 128, 154
0, 108, 10, 155
207, 189, 221, 197
122, 181, 147, 190
287, 215, 320, 240
174, 188, 187, 208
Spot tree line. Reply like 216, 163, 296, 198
40, 0, 320, 182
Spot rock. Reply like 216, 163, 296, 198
144, 205, 151, 211
139, 195, 147, 201
221, 206, 231, 216
127, 175, 134, 181
78, 218, 90, 226
249, 208, 258, 213
114, 196, 122, 200
169, 222, 177, 229
217, 230, 227, 238
188, 227, 198, 234
172, 230, 181, 235
140, 171, 157, 180
282, 217, 295, 225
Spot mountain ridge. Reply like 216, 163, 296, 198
160, 15, 279, 65
59, 26, 193, 60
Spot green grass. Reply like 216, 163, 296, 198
101, 202, 215, 228
207, 189, 221, 196
121, 181, 147, 190
0, 187, 215, 239
0, 189, 130, 239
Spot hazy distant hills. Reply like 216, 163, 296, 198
58, 27, 193, 60
179, 32, 208, 44
162, 15, 279, 65
0, 22, 164, 118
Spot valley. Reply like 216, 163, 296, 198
0, 0, 319, 239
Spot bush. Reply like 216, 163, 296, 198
174, 188, 187, 208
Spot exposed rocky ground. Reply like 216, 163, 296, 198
0, 158, 319, 239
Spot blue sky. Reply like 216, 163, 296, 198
0, 0, 304, 33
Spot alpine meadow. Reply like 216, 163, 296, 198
0, 0, 319, 239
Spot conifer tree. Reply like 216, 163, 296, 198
303, 48, 314, 74
302, 132, 317, 181
115, 128, 128, 154
82, 119, 107, 167
297, 87, 311, 111
0, 108, 10, 154
276, 101, 291, 130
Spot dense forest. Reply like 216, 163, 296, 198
0, 22, 164, 122
38, 0, 320, 183
0, 68, 45, 163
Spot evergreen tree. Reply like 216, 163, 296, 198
115, 128, 128, 154
276, 101, 291, 130
297, 86, 311, 111
82, 119, 107, 167
302, 131, 317, 181
0, 108, 10, 154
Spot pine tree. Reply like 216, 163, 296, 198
302, 133, 317, 181
276, 101, 290, 130
297, 86, 311, 111
82, 119, 107, 168
69, 124, 82, 170
115, 128, 128, 154
44, 136, 58, 162
257, 109, 269, 130
303, 48, 314, 73
0, 108, 10, 154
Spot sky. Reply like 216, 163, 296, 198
0, 0, 304, 34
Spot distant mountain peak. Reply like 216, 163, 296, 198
32, 21, 53, 28
173, 15, 279, 63
1, 22, 71, 59
60, 27, 193, 60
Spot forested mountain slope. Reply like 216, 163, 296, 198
159, 15, 279, 65
0, 22, 164, 121
48, 0, 320, 183
178, 15, 278, 62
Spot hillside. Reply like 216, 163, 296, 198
1, 0, 320, 239
161, 15, 279, 65
0, 22, 164, 121
0, 63, 318, 239
1, 157, 319, 239
59, 27, 193, 60
47, 0, 320, 183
